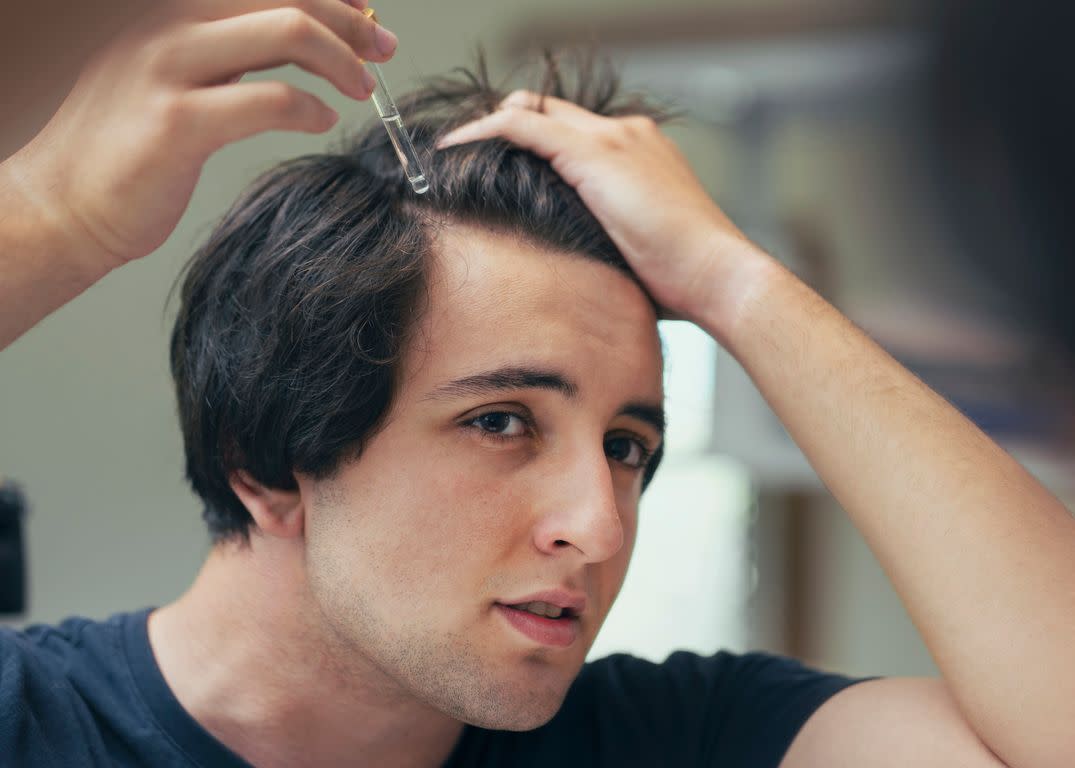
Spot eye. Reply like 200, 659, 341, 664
467, 411, 530, 439
604, 435, 654, 470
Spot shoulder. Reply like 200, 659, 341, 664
2, 611, 133, 693
577, 647, 864, 711
1, 614, 97, 694
0, 610, 149, 764
781, 677, 1010, 768
570, 649, 868, 766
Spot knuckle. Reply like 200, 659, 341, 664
623, 114, 658, 134
154, 91, 193, 134
502, 89, 537, 108
141, 35, 178, 79
596, 125, 630, 150
512, 109, 541, 132
278, 7, 315, 45
484, 108, 512, 127
264, 82, 303, 114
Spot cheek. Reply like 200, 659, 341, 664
432, 468, 536, 553
367, 463, 533, 585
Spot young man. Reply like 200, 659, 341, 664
1, 2, 1072, 767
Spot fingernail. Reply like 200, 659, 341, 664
375, 25, 398, 56
350, 0, 368, 8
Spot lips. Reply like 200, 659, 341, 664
497, 589, 587, 617
493, 588, 586, 648
495, 603, 581, 648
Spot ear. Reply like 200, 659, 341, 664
228, 470, 304, 539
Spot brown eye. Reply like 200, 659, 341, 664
604, 436, 652, 469
470, 412, 528, 437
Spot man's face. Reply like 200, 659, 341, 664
298, 223, 665, 730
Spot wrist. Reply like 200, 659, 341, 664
686, 224, 784, 352
1, 145, 120, 286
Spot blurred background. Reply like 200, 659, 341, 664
2, 0, 1073, 681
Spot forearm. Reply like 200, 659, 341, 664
0, 149, 115, 351
706, 246, 1075, 768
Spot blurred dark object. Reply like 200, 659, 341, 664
925, 0, 1075, 367
0, 479, 28, 615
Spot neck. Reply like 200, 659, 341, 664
148, 536, 465, 768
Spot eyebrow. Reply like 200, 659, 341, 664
422, 365, 666, 438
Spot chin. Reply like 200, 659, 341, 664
437, 671, 572, 732
464, 693, 566, 732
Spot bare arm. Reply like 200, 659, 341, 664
439, 92, 1075, 768
0, 150, 116, 349
722, 252, 1075, 768
0, 0, 397, 352
781, 678, 1009, 768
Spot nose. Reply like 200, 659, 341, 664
532, 448, 624, 563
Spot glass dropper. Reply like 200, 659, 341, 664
361, 8, 429, 194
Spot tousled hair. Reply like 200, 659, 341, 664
170, 52, 670, 545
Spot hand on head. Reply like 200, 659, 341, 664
437, 90, 766, 328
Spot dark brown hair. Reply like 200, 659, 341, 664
169, 52, 670, 545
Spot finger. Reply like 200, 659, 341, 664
498, 89, 607, 131
436, 106, 587, 162
184, 0, 397, 62
165, 10, 376, 99
183, 81, 340, 149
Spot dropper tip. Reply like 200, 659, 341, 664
410, 175, 430, 194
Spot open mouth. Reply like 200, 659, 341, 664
495, 602, 581, 647
501, 600, 579, 620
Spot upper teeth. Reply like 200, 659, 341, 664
515, 601, 565, 618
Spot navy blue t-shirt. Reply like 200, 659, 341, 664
0, 608, 868, 767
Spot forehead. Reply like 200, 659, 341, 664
400, 223, 663, 400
